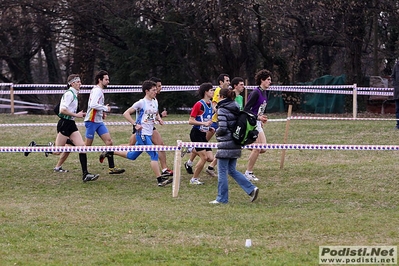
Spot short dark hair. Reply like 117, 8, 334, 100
150, 77, 161, 83
142, 80, 156, 93
198, 82, 213, 98
254, 69, 271, 86
94, 70, 109, 85
217, 74, 229, 84
231, 77, 244, 89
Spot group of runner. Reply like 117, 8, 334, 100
183, 70, 270, 186
26, 69, 271, 194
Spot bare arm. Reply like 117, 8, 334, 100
60, 108, 85, 118
189, 116, 212, 127
156, 113, 164, 125
123, 107, 136, 125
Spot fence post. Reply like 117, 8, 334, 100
352, 83, 357, 118
280, 105, 292, 169
10, 84, 14, 115
172, 140, 182, 197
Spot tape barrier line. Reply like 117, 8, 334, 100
243, 143, 399, 151
3, 145, 179, 153
0, 83, 394, 96
180, 142, 399, 150
289, 116, 397, 121
3, 143, 399, 153
0, 119, 288, 127
182, 142, 399, 151
0, 121, 190, 127
4, 84, 387, 90
0, 123, 58, 127
1, 116, 397, 128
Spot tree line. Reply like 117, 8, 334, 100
1, 0, 398, 111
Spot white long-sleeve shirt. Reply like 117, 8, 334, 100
84, 85, 108, 123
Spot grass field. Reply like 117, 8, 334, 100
0, 113, 398, 266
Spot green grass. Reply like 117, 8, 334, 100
0, 113, 398, 265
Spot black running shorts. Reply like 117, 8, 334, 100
57, 119, 79, 137
189, 127, 211, 152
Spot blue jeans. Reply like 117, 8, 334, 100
216, 158, 256, 203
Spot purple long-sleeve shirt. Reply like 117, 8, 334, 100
244, 87, 268, 115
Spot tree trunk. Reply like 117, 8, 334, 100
344, 4, 366, 85
42, 41, 63, 84
71, 20, 98, 111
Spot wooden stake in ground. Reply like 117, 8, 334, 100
280, 105, 292, 169
172, 140, 182, 197
10, 85, 14, 115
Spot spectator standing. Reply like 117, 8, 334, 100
209, 88, 259, 204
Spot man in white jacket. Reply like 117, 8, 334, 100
84, 70, 125, 174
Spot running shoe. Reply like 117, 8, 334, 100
190, 178, 204, 185
249, 187, 259, 202
181, 147, 193, 157
83, 173, 100, 182
45, 142, 54, 157
245, 172, 259, 181
99, 151, 111, 163
24, 141, 36, 157
109, 167, 125, 174
53, 167, 69, 173
206, 167, 217, 177
157, 177, 173, 187
181, 147, 188, 157
184, 162, 194, 175
161, 168, 173, 177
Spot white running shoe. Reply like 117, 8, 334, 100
245, 172, 259, 181
53, 167, 69, 173
190, 178, 204, 185
206, 167, 217, 177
